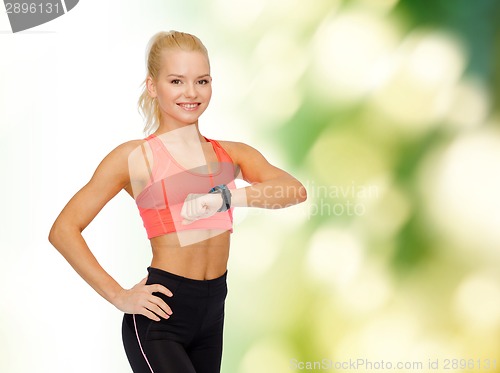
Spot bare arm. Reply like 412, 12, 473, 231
180, 141, 307, 224
226, 141, 307, 208
48, 141, 172, 321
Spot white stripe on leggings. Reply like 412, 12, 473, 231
133, 314, 155, 373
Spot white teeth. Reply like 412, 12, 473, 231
180, 103, 198, 109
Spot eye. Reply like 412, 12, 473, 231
171, 79, 182, 85
198, 79, 210, 85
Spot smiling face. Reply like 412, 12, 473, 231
147, 49, 212, 131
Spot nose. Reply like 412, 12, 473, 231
184, 83, 197, 98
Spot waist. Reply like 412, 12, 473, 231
146, 266, 228, 297
150, 232, 230, 280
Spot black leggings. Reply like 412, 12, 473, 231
122, 267, 228, 373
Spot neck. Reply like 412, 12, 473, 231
154, 122, 206, 144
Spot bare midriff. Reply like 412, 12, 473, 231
149, 230, 231, 280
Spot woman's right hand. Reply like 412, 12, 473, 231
113, 277, 173, 321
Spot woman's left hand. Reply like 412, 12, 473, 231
180, 193, 222, 224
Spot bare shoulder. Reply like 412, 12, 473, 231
99, 138, 150, 167
110, 139, 148, 157
90, 138, 149, 180
216, 140, 263, 163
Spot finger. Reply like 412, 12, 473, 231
142, 308, 161, 322
181, 199, 189, 219
203, 207, 214, 217
191, 198, 201, 216
182, 194, 198, 219
151, 284, 174, 297
148, 300, 172, 318
197, 198, 209, 216
183, 200, 195, 220
193, 196, 205, 216
138, 276, 148, 285
148, 295, 173, 316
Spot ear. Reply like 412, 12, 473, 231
146, 76, 157, 98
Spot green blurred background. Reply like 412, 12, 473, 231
206, 0, 500, 371
1, 0, 499, 372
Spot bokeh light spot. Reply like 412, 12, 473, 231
308, 128, 389, 186
335, 311, 420, 361
307, 225, 364, 288
213, 0, 266, 29
445, 76, 490, 129
238, 337, 294, 373
371, 30, 466, 131
421, 128, 500, 261
249, 31, 308, 124
338, 262, 393, 316
454, 272, 500, 332
313, 9, 399, 104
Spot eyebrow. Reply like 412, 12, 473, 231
167, 74, 211, 79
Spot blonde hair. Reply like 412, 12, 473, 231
138, 31, 209, 135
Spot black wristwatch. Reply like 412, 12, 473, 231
208, 184, 232, 212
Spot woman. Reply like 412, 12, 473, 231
49, 30, 306, 373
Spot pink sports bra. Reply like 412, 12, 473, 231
135, 134, 236, 239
